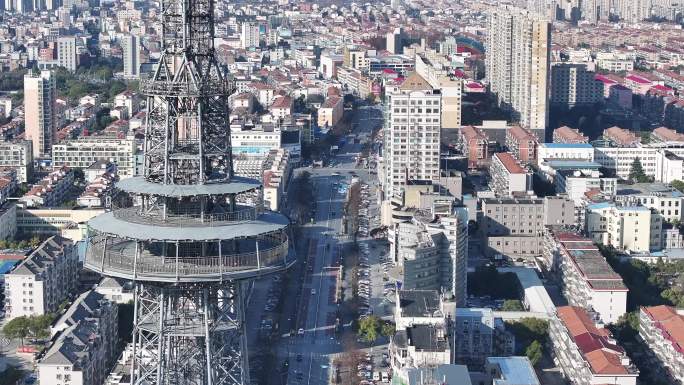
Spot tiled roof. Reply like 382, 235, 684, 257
642, 305, 684, 354
494, 152, 525, 174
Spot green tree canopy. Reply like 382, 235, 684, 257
525, 340, 543, 366
3, 317, 31, 345
502, 299, 525, 311
358, 315, 380, 342
629, 157, 651, 183
672, 180, 684, 193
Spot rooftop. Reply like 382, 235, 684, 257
487, 357, 541, 385
398, 290, 442, 318
616, 183, 684, 198
557, 306, 635, 376
539, 143, 593, 149
641, 305, 684, 354
494, 152, 526, 174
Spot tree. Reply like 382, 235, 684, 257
3, 317, 31, 346
380, 322, 395, 337
502, 299, 525, 311
525, 340, 543, 366
506, 318, 549, 355
672, 179, 684, 193
357, 315, 380, 342
29, 236, 41, 248
629, 157, 651, 183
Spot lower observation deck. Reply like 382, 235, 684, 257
89, 210, 289, 242
84, 233, 293, 282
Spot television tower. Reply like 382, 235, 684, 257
83, 0, 292, 382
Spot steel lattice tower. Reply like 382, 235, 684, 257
83, 0, 292, 383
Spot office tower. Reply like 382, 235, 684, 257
24, 70, 55, 158
386, 27, 404, 54
240, 22, 260, 49
83, 0, 292, 383
486, 8, 550, 139
57, 36, 77, 71
383, 72, 441, 199
122, 34, 140, 78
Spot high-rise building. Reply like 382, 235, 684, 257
122, 34, 140, 78
240, 22, 260, 49
386, 27, 404, 54
383, 72, 441, 200
24, 70, 55, 158
0, 140, 33, 183
486, 8, 550, 139
57, 36, 78, 71
550, 63, 604, 107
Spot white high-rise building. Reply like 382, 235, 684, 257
240, 22, 260, 49
123, 34, 140, 78
486, 7, 550, 139
383, 72, 441, 200
57, 36, 78, 72
24, 70, 55, 158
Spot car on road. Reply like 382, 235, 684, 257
298, 328, 304, 335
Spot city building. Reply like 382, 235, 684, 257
18, 166, 74, 208
486, 7, 550, 137
383, 72, 441, 199
485, 357, 541, 385
585, 202, 663, 252
386, 27, 405, 54
240, 22, 260, 49
95, 277, 133, 304
262, 148, 293, 211
24, 70, 56, 158
414, 51, 462, 129
0, 203, 17, 241
550, 306, 638, 385
542, 229, 628, 324
122, 34, 140, 78
505, 125, 537, 164
57, 36, 78, 71
639, 305, 684, 385
317, 95, 343, 129
555, 169, 617, 201
51, 136, 138, 179
15, 207, 103, 239
40, 291, 118, 385
480, 197, 573, 259
390, 324, 451, 373
488, 152, 533, 197
392, 210, 468, 305
0, 140, 33, 183
652, 126, 684, 144
4, 235, 78, 320
395, 290, 445, 331
550, 63, 603, 107
614, 183, 683, 223
552, 126, 589, 144
536, 143, 594, 167
453, 308, 515, 367
458, 125, 490, 169
603, 126, 640, 147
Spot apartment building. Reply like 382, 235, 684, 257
586, 202, 663, 252
480, 197, 574, 259
603, 126, 640, 147
262, 149, 293, 211
542, 229, 627, 324
94, 277, 133, 304
0, 140, 33, 183
383, 72, 441, 199
550, 306, 638, 385
15, 207, 103, 238
18, 166, 74, 208
551, 63, 603, 107
486, 7, 550, 136
240, 22, 260, 49
505, 125, 537, 164
39, 291, 118, 385
24, 70, 56, 158
52, 136, 138, 179
317, 95, 343, 128
652, 126, 684, 144
337, 66, 373, 98
614, 183, 683, 223
555, 169, 617, 201
122, 34, 140, 78
0, 203, 17, 241
639, 305, 684, 385
395, 290, 446, 331
489, 152, 533, 197
57, 36, 78, 72
414, 51, 462, 129
453, 308, 515, 368
392, 209, 468, 306
552, 126, 589, 144
458, 125, 490, 169
4, 236, 78, 320
485, 357, 540, 385
77, 171, 117, 208
390, 324, 451, 373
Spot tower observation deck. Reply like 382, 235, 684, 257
83, 0, 293, 383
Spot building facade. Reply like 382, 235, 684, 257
0, 140, 33, 183
51, 136, 138, 178
639, 305, 684, 385
4, 236, 78, 320
24, 70, 56, 158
